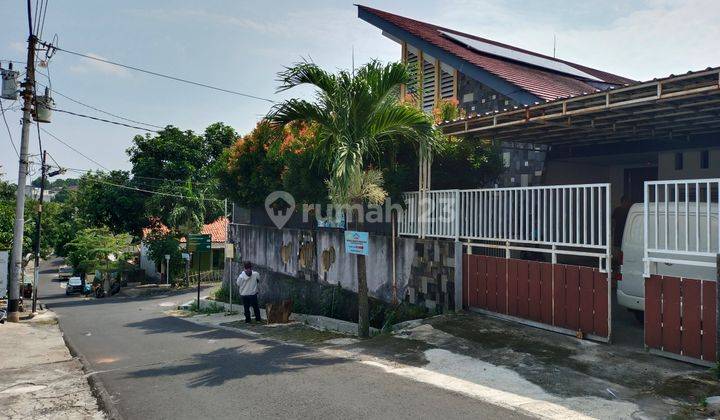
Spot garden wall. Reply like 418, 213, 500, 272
223, 223, 458, 312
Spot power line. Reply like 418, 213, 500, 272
40, 127, 109, 170
64, 168, 222, 202
38, 0, 49, 40
132, 175, 217, 186
51, 107, 159, 132
0, 99, 19, 157
40, 42, 276, 103
35, 81, 166, 130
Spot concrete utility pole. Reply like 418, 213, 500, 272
8, 2, 36, 322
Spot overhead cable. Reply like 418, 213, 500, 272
40, 42, 276, 103
35, 81, 166, 129
51, 108, 160, 132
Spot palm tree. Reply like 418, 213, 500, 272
269, 60, 439, 337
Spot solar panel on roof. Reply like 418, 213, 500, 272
439, 31, 602, 82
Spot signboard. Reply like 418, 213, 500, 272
344, 231, 369, 256
187, 234, 211, 252
0, 251, 8, 298
181, 253, 190, 260
164, 254, 170, 260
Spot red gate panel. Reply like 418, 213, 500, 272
528, 261, 541, 322
477, 256, 487, 308
464, 255, 610, 340
681, 279, 702, 359
564, 265, 580, 331
702, 281, 717, 362
507, 259, 518, 316
645, 275, 662, 349
517, 260, 529, 318
592, 270, 609, 337
486, 257, 498, 312
661, 276, 682, 354
553, 265, 567, 328
645, 275, 717, 363
496, 259, 507, 314
579, 267, 595, 333
540, 263, 553, 325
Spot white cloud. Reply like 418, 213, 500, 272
68, 53, 130, 77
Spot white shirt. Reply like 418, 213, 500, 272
236, 270, 259, 296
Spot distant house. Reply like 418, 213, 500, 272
139, 217, 228, 281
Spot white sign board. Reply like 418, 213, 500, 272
181, 253, 190, 260
0, 251, 8, 298
165, 254, 170, 260
344, 231, 369, 256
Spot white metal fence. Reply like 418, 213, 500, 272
399, 183, 612, 264
643, 179, 720, 274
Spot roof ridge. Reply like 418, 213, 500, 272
357, 4, 635, 84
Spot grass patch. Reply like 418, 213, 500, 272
188, 301, 225, 314
221, 321, 345, 345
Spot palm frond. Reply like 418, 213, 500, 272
276, 61, 338, 94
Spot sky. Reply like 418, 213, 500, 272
1, 0, 719, 182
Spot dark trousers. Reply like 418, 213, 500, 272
242, 294, 261, 322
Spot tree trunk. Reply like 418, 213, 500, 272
353, 207, 370, 338
357, 253, 370, 338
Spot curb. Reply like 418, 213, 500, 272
59, 323, 123, 420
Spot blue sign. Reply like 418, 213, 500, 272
344, 231, 369, 256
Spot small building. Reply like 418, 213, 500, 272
140, 217, 228, 281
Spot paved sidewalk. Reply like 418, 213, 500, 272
0, 311, 104, 419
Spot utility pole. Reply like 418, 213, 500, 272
31, 151, 47, 314
8, 1, 36, 323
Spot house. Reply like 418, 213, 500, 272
360, 6, 720, 365
140, 217, 228, 281
358, 5, 636, 189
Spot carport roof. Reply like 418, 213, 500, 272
440, 67, 720, 147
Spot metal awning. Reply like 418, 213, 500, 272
441, 67, 720, 146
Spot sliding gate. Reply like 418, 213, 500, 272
399, 183, 612, 341
643, 179, 719, 365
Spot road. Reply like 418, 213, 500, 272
38, 258, 527, 419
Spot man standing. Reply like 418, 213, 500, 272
236, 261, 261, 323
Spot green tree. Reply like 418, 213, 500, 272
65, 227, 132, 275
203, 122, 238, 167
432, 136, 503, 189
270, 60, 440, 337
144, 230, 184, 282
128, 125, 227, 229
75, 171, 146, 237
215, 121, 284, 207
0, 180, 15, 201
147, 182, 222, 236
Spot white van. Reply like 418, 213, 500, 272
617, 202, 718, 316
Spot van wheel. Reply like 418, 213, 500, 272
629, 309, 644, 323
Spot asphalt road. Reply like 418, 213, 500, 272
38, 258, 527, 419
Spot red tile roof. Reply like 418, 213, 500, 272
194, 217, 228, 243
142, 217, 228, 243
359, 5, 636, 101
